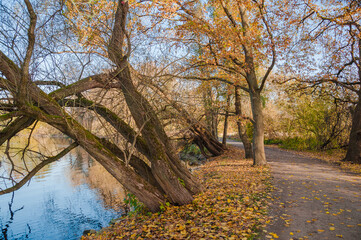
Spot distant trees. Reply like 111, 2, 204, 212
262, 84, 352, 151
149, 0, 295, 165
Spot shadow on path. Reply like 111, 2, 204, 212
227, 140, 361, 240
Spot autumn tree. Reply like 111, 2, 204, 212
285, 0, 361, 163
148, 0, 294, 165
0, 0, 202, 211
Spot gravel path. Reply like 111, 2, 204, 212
227, 140, 361, 240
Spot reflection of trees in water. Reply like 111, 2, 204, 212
0, 135, 125, 212
69, 147, 126, 212
41, 194, 104, 239
0, 192, 29, 240
0, 136, 74, 184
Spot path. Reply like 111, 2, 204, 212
228, 140, 361, 240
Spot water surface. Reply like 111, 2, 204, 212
0, 136, 125, 240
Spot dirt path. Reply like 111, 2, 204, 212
228, 140, 361, 240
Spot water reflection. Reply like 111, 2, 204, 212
0, 136, 125, 240
1, 192, 26, 240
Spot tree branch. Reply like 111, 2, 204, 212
49, 73, 118, 100
22, 0, 37, 77
59, 98, 151, 158
257, 3, 276, 91
0, 116, 35, 146
0, 142, 78, 195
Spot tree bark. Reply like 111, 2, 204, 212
109, 0, 202, 200
25, 83, 167, 212
222, 94, 231, 145
190, 123, 226, 156
238, 4, 267, 165
344, 96, 361, 164
114, 68, 198, 204
235, 86, 253, 159
0, 116, 35, 145
250, 90, 267, 165
98, 138, 164, 194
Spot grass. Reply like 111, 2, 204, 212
82, 146, 272, 240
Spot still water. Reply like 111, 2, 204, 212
0, 136, 125, 240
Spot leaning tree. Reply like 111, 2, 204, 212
0, 0, 205, 212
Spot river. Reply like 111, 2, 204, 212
0, 136, 125, 240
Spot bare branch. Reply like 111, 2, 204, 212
0, 142, 78, 195
33, 80, 65, 88
22, 0, 37, 77
257, 3, 276, 91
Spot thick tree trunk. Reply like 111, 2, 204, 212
250, 90, 267, 165
235, 86, 253, 159
107, 1, 202, 201
98, 138, 164, 194
238, 4, 268, 165
344, 96, 361, 164
116, 67, 201, 204
24, 84, 167, 212
222, 94, 231, 145
63, 122, 166, 212
60, 98, 151, 158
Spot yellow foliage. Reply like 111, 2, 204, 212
82, 146, 271, 239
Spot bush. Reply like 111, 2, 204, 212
265, 137, 328, 151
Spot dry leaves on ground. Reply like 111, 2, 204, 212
83, 146, 271, 240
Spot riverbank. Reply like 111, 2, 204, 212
82, 146, 272, 239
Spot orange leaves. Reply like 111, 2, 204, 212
83, 146, 272, 239
64, 0, 117, 53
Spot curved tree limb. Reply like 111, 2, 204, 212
0, 142, 78, 195
59, 98, 151, 158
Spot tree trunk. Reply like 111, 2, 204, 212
63, 123, 166, 212
250, 90, 267, 165
116, 67, 201, 204
239, 4, 268, 165
98, 138, 164, 194
190, 123, 226, 156
235, 86, 253, 159
222, 94, 231, 145
148, 82, 227, 157
203, 86, 219, 138
344, 96, 361, 164
107, 0, 202, 201
25, 83, 167, 212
